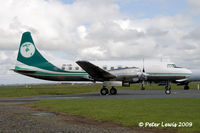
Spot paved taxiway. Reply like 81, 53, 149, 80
0, 89, 198, 133
0, 89, 199, 102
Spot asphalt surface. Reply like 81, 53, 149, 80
0, 89, 199, 103
0, 102, 172, 133
0, 90, 198, 133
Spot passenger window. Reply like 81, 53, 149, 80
62, 64, 66, 70
103, 66, 107, 70
118, 66, 122, 69
68, 67, 72, 70
75, 67, 79, 70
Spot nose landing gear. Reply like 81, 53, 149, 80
165, 81, 171, 95
184, 84, 189, 90
141, 81, 145, 90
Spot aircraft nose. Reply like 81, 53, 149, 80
184, 68, 192, 77
187, 69, 192, 74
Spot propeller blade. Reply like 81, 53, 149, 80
142, 58, 145, 73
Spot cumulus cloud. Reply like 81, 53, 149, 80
187, 0, 200, 15
80, 46, 106, 59
0, 0, 200, 84
0, 0, 195, 60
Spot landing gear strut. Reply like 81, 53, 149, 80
141, 80, 145, 90
184, 84, 189, 90
165, 81, 171, 95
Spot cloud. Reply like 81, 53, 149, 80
0, 0, 200, 85
79, 15, 195, 62
0, 0, 195, 60
80, 46, 106, 59
184, 27, 200, 41
187, 0, 200, 15
188, 0, 200, 7
0, 52, 8, 61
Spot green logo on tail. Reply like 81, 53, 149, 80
20, 42, 35, 58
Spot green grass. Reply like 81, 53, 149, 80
0, 83, 99, 98
0, 82, 199, 98
33, 98, 200, 133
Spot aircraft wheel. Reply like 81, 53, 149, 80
110, 87, 117, 95
165, 89, 171, 95
100, 88, 109, 95
184, 85, 189, 90
165, 86, 171, 95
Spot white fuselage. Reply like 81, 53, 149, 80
58, 60, 192, 83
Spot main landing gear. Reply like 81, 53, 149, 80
141, 80, 145, 90
165, 81, 171, 95
184, 84, 190, 90
100, 87, 117, 95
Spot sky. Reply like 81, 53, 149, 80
0, 0, 200, 85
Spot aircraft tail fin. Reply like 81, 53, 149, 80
15, 32, 62, 72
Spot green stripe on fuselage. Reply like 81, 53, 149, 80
15, 66, 88, 76
34, 71, 88, 76
147, 73, 191, 76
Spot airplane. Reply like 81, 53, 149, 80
175, 69, 200, 90
13, 32, 192, 95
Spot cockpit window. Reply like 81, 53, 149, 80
167, 64, 181, 68
167, 64, 175, 68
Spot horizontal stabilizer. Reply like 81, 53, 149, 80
11, 69, 36, 74
76, 61, 116, 81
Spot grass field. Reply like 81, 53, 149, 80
33, 98, 200, 133
0, 83, 99, 98
0, 82, 199, 98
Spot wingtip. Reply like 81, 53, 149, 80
76, 60, 88, 63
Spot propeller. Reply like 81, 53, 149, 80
139, 58, 148, 90
142, 58, 145, 73
139, 58, 148, 80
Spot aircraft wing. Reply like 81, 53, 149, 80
76, 61, 116, 81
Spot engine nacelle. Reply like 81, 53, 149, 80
122, 82, 130, 87
132, 77, 139, 82
103, 81, 122, 87
103, 81, 131, 87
